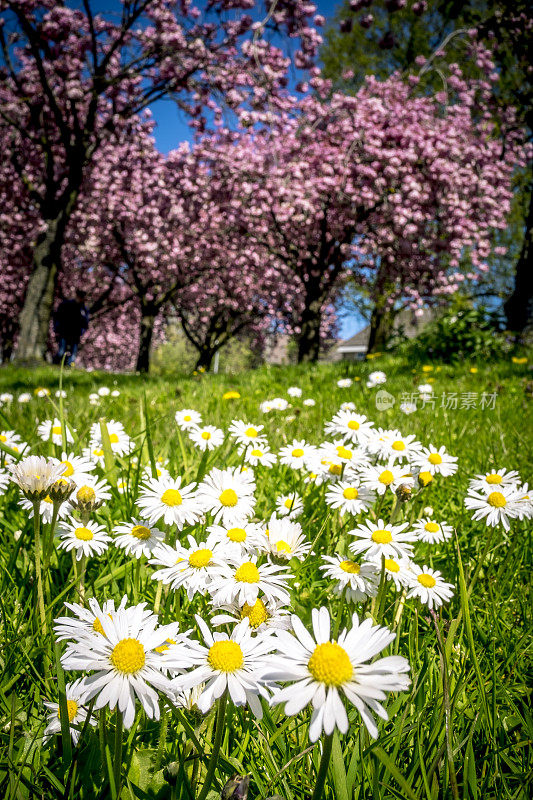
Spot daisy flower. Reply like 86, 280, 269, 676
207, 521, 262, 553
276, 493, 304, 519
515, 483, 533, 520
137, 475, 199, 529
259, 400, 273, 413
211, 598, 291, 634
113, 519, 165, 558
417, 383, 433, 395
413, 518, 453, 544
303, 398, 316, 407
35, 387, 51, 397
266, 607, 410, 741
411, 445, 458, 477
60, 604, 176, 728
244, 445, 277, 468
8, 455, 66, 499
371, 430, 422, 463
324, 410, 374, 445
89, 420, 132, 456
400, 402, 417, 415
260, 514, 310, 561
278, 439, 317, 470
169, 617, 274, 717
270, 397, 290, 410
368, 556, 413, 589
97, 387, 110, 397
197, 467, 256, 526
19, 492, 71, 523
468, 468, 521, 494
18, 393, 31, 403
175, 409, 202, 431
368, 371, 387, 386
57, 518, 111, 561
320, 556, 379, 602
83, 444, 106, 468
111, 390, 120, 397
54, 596, 156, 645
349, 519, 416, 561
359, 461, 412, 496
189, 425, 224, 451
43, 678, 96, 746
287, 386, 302, 397
208, 555, 292, 607
58, 452, 96, 486
0, 470, 9, 495
229, 420, 267, 447
0, 392, 13, 404
325, 481, 376, 516
149, 535, 228, 600
337, 378, 353, 388
406, 565, 454, 610
464, 485, 523, 531
0, 430, 26, 453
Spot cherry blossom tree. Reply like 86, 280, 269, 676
0, 0, 321, 362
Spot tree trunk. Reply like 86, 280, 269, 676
367, 302, 396, 353
194, 348, 215, 372
504, 188, 533, 335
296, 280, 323, 363
135, 306, 157, 373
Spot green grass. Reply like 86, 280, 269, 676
0, 354, 531, 800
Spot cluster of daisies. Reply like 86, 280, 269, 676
1, 387, 530, 751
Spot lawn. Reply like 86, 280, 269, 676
0, 354, 531, 800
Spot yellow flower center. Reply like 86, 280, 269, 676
131, 525, 151, 540
336, 445, 352, 459
155, 638, 176, 653
227, 527, 247, 543
74, 526, 93, 541
371, 529, 392, 544
61, 460, 74, 477
487, 491, 506, 508
188, 548, 213, 568
417, 574, 436, 588
93, 618, 105, 635
284, 498, 295, 509
424, 522, 440, 533
241, 599, 269, 628
52, 426, 62, 436
251, 448, 263, 457
77, 486, 95, 503
58, 700, 78, 723
347, 420, 359, 430
291, 448, 304, 458
219, 488, 238, 507
110, 638, 145, 674
183, 415, 191, 421
109, 433, 119, 444
308, 642, 353, 686
93, 448, 104, 457
384, 558, 400, 573
235, 562, 260, 583
161, 489, 182, 506
275, 540, 291, 554
379, 470, 394, 485
392, 440, 405, 451
245, 427, 258, 438
328, 464, 342, 475
208, 640, 244, 672
339, 560, 360, 574
0, 434, 6, 442
428, 453, 442, 465
342, 487, 358, 500
486, 474, 502, 485
201, 431, 211, 440
418, 471, 433, 486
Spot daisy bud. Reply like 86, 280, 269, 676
48, 477, 77, 504
396, 483, 413, 502
70, 484, 104, 513
418, 471, 433, 487
221, 774, 250, 800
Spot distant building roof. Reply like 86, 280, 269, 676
330, 307, 436, 360
336, 326, 370, 353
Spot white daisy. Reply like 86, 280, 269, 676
189, 425, 224, 451
60, 604, 176, 728
320, 556, 379, 602
337, 378, 353, 388
287, 386, 302, 397
169, 617, 274, 717
8, 455, 66, 498
417, 384, 433, 395
57, 518, 111, 561
411, 445, 458, 477
18, 393, 31, 403
141, 464, 170, 483
19, 492, 71, 523
515, 483, 533, 520
278, 439, 317, 471
270, 397, 290, 410
413, 518, 453, 544
260, 514, 310, 562
57, 452, 96, 486
266, 607, 410, 741
303, 398, 316, 407
0, 392, 13, 404
0, 470, 9, 494
406, 565, 454, 610
149, 535, 228, 600
97, 387, 110, 397
325, 481, 376, 516
275, 493, 304, 519
400, 402, 417, 415
368, 556, 413, 589
370, 430, 422, 463
197, 467, 256, 526
324, 410, 374, 445
211, 597, 291, 633
349, 519, 416, 561
368, 371, 387, 386
175, 409, 202, 431
113, 519, 165, 558
228, 420, 267, 447
244, 445, 277, 468
359, 461, 412, 496
207, 521, 262, 553
208, 556, 292, 607
89, 420, 132, 456
464, 485, 523, 531
83, 445, 106, 468
468, 468, 521, 494
137, 475, 199, 529
0, 430, 26, 453
111, 390, 120, 397
43, 678, 96, 746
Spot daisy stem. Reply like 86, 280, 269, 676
372, 556, 387, 623
77, 554, 86, 605
43, 502, 59, 572
431, 610, 459, 800
154, 580, 163, 615
197, 690, 228, 800
311, 733, 333, 800
32, 500, 47, 637
113, 710, 124, 796
133, 558, 141, 603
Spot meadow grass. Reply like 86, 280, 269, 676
0, 354, 531, 800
